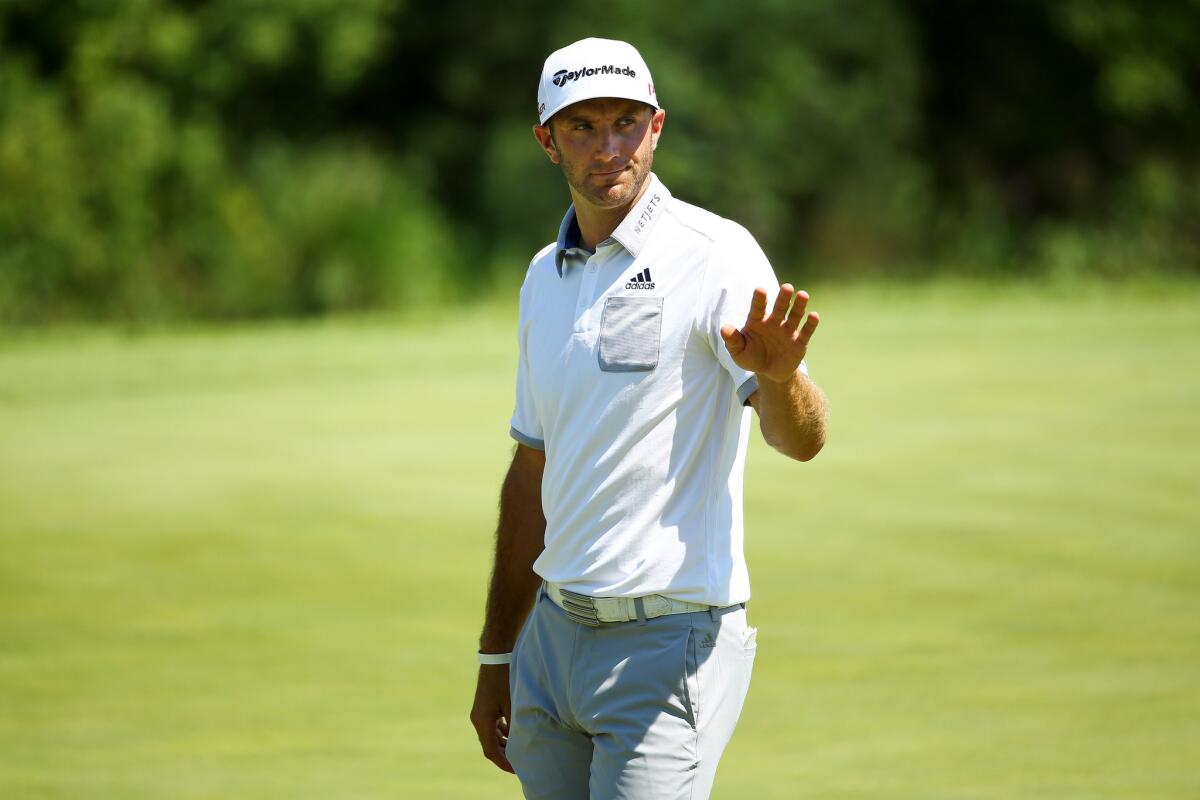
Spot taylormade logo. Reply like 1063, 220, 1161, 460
552, 64, 637, 87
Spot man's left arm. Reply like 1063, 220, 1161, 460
721, 284, 828, 462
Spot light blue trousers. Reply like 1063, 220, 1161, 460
507, 585, 756, 799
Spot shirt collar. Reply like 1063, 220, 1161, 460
609, 173, 670, 258
554, 206, 588, 276
553, 173, 672, 277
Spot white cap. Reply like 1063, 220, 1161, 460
536, 38, 657, 125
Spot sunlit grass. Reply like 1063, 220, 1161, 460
1, 283, 1198, 798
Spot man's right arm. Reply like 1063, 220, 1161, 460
469, 442, 546, 773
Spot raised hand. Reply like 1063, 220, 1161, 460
720, 284, 820, 384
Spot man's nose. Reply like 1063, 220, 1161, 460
596, 125, 622, 159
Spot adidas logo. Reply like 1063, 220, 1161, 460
699, 633, 717, 649
625, 268, 655, 290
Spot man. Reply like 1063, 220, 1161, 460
469, 37, 828, 799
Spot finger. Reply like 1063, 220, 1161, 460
480, 723, 516, 773
471, 709, 515, 773
492, 748, 515, 774
786, 290, 809, 331
746, 288, 769, 323
720, 325, 746, 355
796, 310, 820, 346
497, 717, 509, 749
771, 284, 794, 323
493, 714, 515, 772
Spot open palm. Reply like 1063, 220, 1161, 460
720, 284, 820, 383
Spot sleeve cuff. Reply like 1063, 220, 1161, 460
737, 361, 809, 406
736, 375, 758, 406
509, 426, 545, 450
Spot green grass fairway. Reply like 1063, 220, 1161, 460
2, 283, 1198, 798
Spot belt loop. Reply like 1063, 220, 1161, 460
708, 605, 717, 621
634, 596, 647, 625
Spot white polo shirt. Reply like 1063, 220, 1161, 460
510, 174, 800, 606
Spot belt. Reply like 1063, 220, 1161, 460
544, 581, 714, 627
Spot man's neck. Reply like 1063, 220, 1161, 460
571, 179, 652, 251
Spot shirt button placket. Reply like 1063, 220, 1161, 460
575, 254, 602, 333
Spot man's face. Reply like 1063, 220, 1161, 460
533, 98, 666, 211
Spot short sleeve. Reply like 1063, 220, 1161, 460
509, 287, 545, 450
701, 225, 805, 404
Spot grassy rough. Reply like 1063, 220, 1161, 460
1, 284, 1198, 799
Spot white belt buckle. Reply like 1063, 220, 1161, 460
557, 587, 601, 627
642, 594, 671, 619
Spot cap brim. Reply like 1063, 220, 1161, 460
540, 93, 659, 125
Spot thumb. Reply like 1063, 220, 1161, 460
720, 325, 745, 355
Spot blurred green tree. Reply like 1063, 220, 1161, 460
0, 0, 1196, 323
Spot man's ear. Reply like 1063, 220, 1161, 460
650, 107, 666, 152
532, 124, 561, 165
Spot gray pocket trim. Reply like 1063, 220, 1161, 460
598, 296, 663, 373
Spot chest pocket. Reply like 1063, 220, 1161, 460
598, 296, 663, 372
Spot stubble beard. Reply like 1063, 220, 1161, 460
561, 148, 654, 211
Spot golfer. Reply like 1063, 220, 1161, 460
470, 37, 828, 800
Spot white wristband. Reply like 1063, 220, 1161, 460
477, 651, 512, 665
